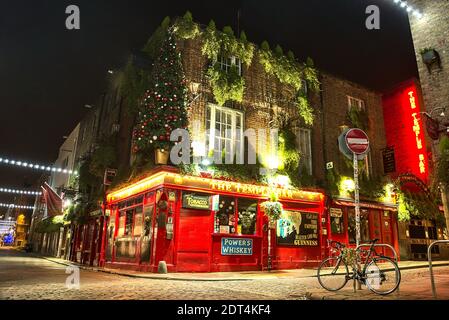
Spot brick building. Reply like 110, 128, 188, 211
407, 0, 449, 232
94, 17, 399, 272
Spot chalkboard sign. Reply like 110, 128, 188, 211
383, 147, 396, 174
276, 211, 318, 246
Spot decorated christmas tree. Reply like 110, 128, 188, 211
133, 31, 189, 154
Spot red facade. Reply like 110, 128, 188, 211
101, 168, 326, 273
382, 79, 430, 185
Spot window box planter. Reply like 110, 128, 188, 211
155, 148, 169, 165
420, 48, 441, 71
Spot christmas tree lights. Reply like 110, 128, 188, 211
133, 32, 189, 153
0, 156, 78, 175
0, 203, 35, 210
0, 188, 42, 196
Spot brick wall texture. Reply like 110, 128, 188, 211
177, 36, 386, 185
408, 0, 449, 149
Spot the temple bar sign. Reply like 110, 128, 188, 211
221, 238, 253, 255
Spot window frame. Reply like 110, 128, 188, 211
297, 128, 313, 175
219, 55, 242, 76
213, 196, 259, 236
206, 103, 244, 163
347, 95, 366, 111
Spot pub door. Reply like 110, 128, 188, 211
153, 195, 175, 269
176, 208, 211, 272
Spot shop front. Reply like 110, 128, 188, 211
102, 167, 326, 273
327, 199, 400, 258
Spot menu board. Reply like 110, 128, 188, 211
276, 211, 319, 246
382, 147, 396, 174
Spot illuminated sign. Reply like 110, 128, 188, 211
382, 81, 429, 184
107, 171, 324, 203
221, 238, 253, 255
182, 193, 210, 210
408, 90, 427, 175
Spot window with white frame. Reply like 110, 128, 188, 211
296, 128, 312, 175
364, 150, 373, 178
206, 104, 244, 163
219, 55, 242, 76
347, 96, 365, 111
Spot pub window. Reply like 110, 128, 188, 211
347, 95, 365, 111
118, 211, 126, 236
124, 210, 134, 236
237, 198, 257, 235
219, 55, 242, 76
214, 196, 236, 234
133, 206, 143, 236
330, 208, 344, 234
206, 104, 244, 163
348, 208, 370, 244
296, 128, 312, 175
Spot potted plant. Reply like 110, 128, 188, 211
420, 48, 441, 69
155, 147, 170, 165
261, 192, 283, 228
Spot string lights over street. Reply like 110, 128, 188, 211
0, 156, 78, 175
0, 203, 35, 210
393, 0, 423, 19
0, 188, 42, 196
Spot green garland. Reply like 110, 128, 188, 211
397, 189, 444, 226
206, 63, 245, 106
172, 11, 200, 40
437, 136, 449, 186
201, 21, 254, 106
259, 41, 319, 126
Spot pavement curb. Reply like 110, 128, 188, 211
23, 249, 449, 282
35, 254, 256, 282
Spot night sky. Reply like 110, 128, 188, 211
0, 0, 418, 209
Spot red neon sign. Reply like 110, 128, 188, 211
408, 89, 427, 175
382, 81, 429, 183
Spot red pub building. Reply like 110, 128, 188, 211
101, 167, 326, 272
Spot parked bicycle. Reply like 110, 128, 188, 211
317, 239, 401, 295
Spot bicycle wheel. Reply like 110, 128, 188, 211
317, 257, 349, 291
365, 256, 401, 295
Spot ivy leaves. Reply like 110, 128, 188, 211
437, 136, 449, 187
259, 41, 319, 126
201, 21, 253, 106
347, 106, 369, 131
206, 63, 245, 106
172, 11, 200, 40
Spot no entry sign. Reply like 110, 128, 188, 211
345, 128, 370, 155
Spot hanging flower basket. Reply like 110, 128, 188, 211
261, 200, 283, 228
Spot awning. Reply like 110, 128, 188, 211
333, 199, 397, 211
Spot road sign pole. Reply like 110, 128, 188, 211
353, 152, 362, 290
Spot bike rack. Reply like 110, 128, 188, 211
428, 240, 449, 299
353, 243, 399, 292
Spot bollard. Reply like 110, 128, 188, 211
158, 261, 168, 274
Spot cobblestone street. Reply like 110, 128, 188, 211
1, 248, 448, 300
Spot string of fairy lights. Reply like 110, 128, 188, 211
0, 156, 78, 175
0, 188, 42, 196
0, 203, 35, 210
393, 0, 423, 19
0, 155, 76, 212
